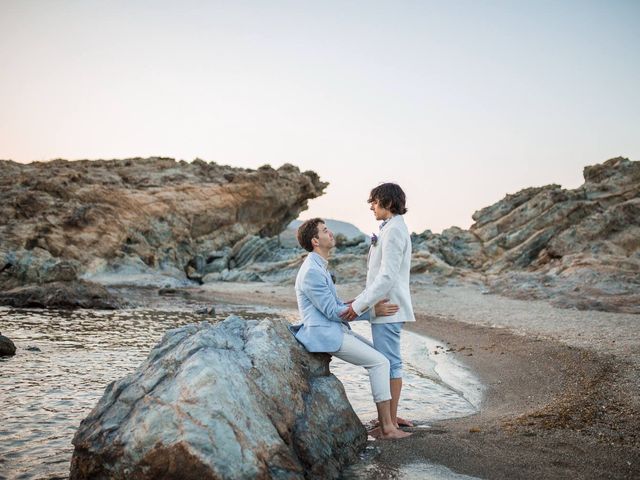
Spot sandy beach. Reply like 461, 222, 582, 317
193, 281, 640, 479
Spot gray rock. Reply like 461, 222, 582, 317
0, 248, 80, 289
203, 256, 228, 274
230, 235, 279, 268
205, 250, 228, 261
0, 333, 16, 356
410, 157, 640, 313
195, 306, 216, 315
221, 268, 262, 282
201, 272, 222, 283
70, 316, 366, 479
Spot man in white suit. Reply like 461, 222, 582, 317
342, 183, 415, 428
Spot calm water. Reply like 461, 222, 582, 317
0, 289, 482, 480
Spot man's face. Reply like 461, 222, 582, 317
370, 199, 392, 221
314, 222, 335, 250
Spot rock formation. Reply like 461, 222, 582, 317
70, 316, 366, 480
412, 157, 640, 313
218, 157, 639, 313
0, 157, 326, 301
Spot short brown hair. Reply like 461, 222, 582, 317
297, 218, 324, 252
368, 183, 408, 215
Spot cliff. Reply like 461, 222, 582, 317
0, 157, 326, 294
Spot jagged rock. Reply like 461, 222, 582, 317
0, 158, 326, 288
229, 235, 280, 268
0, 281, 121, 309
220, 268, 262, 282
471, 185, 558, 229
70, 316, 367, 480
0, 333, 16, 356
0, 248, 79, 289
413, 157, 640, 313
203, 249, 230, 275
412, 227, 485, 270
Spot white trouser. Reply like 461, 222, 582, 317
331, 330, 391, 403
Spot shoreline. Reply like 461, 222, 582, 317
189, 281, 640, 479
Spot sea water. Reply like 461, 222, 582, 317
0, 292, 483, 480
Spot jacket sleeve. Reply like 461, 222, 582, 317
302, 267, 349, 322
351, 227, 405, 315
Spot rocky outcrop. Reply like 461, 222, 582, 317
70, 316, 366, 480
412, 157, 640, 313
200, 235, 306, 284
0, 333, 16, 356
183, 157, 639, 312
0, 158, 326, 292
0, 281, 121, 309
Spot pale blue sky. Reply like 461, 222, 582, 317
1, 1, 638, 234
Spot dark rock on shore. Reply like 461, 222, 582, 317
0, 281, 121, 309
0, 333, 16, 356
70, 316, 366, 480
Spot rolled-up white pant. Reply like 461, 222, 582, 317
330, 329, 391, 403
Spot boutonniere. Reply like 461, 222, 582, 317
371, 233, 378, 246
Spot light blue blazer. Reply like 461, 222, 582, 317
290, 252, 369, 353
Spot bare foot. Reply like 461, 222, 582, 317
396, 416, 414, 427
369, 417, 415, 428
379, 428, 412, 439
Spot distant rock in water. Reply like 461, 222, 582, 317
70, 316, 366, 480
0, 157, 326, 296
0, 333, 16, 356
412, 157, 640, 313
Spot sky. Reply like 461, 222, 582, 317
1, 0, 638, 235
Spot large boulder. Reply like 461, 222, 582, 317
70, 316, 367, 479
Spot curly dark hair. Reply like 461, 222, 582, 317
368, 183, 408, 215
297, 218, 325, 252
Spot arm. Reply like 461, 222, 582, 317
351, 228, 405, 316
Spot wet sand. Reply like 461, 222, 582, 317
192, 282, 640, 479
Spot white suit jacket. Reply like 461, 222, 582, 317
352, 215, 415, 324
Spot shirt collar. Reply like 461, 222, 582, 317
309, 251, 329, 270
380, 214, 396, 230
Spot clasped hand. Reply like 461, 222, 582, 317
340, 299, 399, 321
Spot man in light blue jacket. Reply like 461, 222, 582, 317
291, 218, 410, 439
